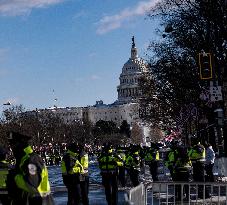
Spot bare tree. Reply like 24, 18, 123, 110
131, 122, 144, 144
149, 126, 164, 143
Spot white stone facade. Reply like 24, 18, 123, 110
87, 101, 139, 126
33, 37, 147, 127
117, 36, 148, 104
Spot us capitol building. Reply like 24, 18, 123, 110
35, 37, 149, 127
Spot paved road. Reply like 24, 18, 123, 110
53, 187, 126, 205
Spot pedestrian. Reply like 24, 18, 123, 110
0, 146, 10, 205
205, 142, 215, 182
61, 142, 84, 205
98, 143, 122, 205
6, 131, 54, 205
188, 139, 210, 199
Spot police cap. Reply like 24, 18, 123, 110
67, 142, 80, 153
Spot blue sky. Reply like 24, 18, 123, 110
0, 0, 161, 112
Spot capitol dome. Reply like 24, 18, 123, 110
117, 36, 149, 104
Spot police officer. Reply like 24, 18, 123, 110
144, 144, 159, 181
0, 146, 10, 205
7, 131, 54, 205
125, 145, 141, 187
98, 143, 122, 205
79, 144, 89, 205
188, 139, 209, 199
61, 142, 84, 205
173, 145, 191, 201
164, 141, 178, 180
116, 146, 126, 187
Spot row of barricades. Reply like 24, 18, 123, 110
125, 181, 227, 205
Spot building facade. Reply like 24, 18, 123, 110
117, 36, 148, 104
35, 37, 148, 127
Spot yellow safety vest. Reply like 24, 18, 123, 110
99, 153, 121, 172
188, 145, 205, 161
116, 150, 126, 167
125, 152, 141, 171
145, 150, 159, 163
80, 153, 89, 175
14, 146, 51, 197
0, 160, 9, 189
61, 150, 84, 175
165, 150, 177, 168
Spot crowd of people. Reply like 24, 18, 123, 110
0, 130, 216, 205
96, 139, 216, 204
165, 139, 215, 201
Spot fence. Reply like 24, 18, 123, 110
125, 183, 146, 205
126, 181, 227, 205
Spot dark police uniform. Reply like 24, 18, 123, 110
173, 146, 191, 201
125, 146, 141, 187
98, 144, 122, 205
116, 147, 126, 187
7, 132, 54, 205
188, 142, 209, 199
61, 143, 84, 205
144, 146, 159, 181
0, 146, 10, 205
164, 143, 178, 180
79, 147, 89, 205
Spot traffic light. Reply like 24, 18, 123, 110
199, 52, 213, 80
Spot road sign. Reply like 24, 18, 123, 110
210, 86, 223, 101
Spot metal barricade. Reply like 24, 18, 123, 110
145, 181, 227, 205
125, 183, 146, 205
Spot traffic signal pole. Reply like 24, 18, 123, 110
199, 51, 225, 156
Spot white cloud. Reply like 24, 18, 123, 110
96, 0, 161, 35
0, 0, 66, 16
90, 75, 100, 80
73, 10, 86, 20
